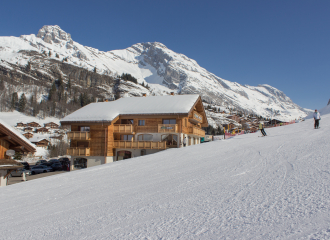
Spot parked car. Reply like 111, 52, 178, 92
19, 161, 30, 170
10, 168, 31, 177
30, 165, 53, 175
35, 160, 47, 165
48, 158, 60, 164
59, 157, 70, 165
50, 162, 63, 171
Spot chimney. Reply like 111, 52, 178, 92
170, 92, 174, 96
142, 93, 147, 97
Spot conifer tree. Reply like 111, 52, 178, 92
0, 78, 4, 91
25, 61, 31, 72
93, 67, 97, 73
48, 82, 57, 101
11, 92, 18, 110
48, 51, 52, 57
55, 53, 59, 58
18, 93, 27, 112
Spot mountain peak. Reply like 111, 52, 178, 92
36, 25, 72, 44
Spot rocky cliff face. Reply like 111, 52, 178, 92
0, 25, 311, 121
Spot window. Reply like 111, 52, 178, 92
161, 134, 178, 147
121, 119, 134, 124
138, 120, 145, 126
117, 151, 132, 161
141, 149, 146, 156
137, 134, 153, 141
80, 126, 90, 132
74, 158, 87, 169
163, 119, 176, 124
120, 135, 133, 141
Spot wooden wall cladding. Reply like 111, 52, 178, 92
0, 139, 10, 159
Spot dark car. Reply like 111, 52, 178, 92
50, 162, 63, 171
30, 165, 53, 175
48, 158, 61, 164
20, 161, 30, 170
36, 160, 48, 165
59, 157, 70, 164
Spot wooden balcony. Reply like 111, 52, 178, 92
189, 127, 205, 137
158, 124, 178, 133
67, 147, 90, 156
136, 126, 158, 133
191, 111, 203, 124
114, 124, 134, 133
114, 141, 166, 149
67, 131, 91, 140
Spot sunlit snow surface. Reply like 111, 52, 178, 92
0, 108, 329, 239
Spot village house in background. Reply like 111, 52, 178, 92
0, 119, 36, 187
61, 94, 208, 170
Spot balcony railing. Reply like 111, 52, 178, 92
189, 127, 205, 137
114, 141, 166, 149
136, 126, 158, 133
192, 111, 203, 123
158, 124, 178, 133
114, 124, 134, 133
67, 131, 91, 140
67, 147, 90, 156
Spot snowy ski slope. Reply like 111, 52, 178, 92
0, 107, 329, 239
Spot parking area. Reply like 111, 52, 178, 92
7, 170, 68, 185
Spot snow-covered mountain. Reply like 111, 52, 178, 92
0, 25, 310, 121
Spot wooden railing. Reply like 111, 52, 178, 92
114, 141, 166, 149
158, 124, 178, 133
193, 111, 203, 123
67, 148, 90, 156
114, 124, 134, 133
189, 127, 205, 137
136, 126, 158, 133
67, 131, 91, 140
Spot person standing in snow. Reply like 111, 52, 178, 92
183, 137, 187, 147
259, 122, 267, 136
313, 109, 321, 129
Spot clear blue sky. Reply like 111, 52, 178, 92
1, 0, 329, 110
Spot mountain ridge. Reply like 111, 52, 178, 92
0, 25, 311, 121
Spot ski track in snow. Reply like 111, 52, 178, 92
1, 112, 330, 239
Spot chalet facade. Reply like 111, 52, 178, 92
44, 122, 59, 128
61, 94, 208, 170
0, 119, 36, 187
35, 127, 49, 134
27, 122, 41, 127
23, 132, 33, 139
30, 137, 50, 148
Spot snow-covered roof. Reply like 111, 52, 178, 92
61, 94, 200, 123
0, 118, 36, 151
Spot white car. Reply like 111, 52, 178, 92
10, 168, 31, 177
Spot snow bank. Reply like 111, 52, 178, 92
0, 110, 330, 239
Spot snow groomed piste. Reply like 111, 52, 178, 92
0, 105, 330, 239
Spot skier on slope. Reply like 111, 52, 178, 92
313, 109, 321, 129
259, 122, 267, 137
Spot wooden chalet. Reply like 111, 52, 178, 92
61, 94, 208, 170
30, 137, 50, 148
0, 119, 36, 187
27, 122, 41, 127
35, 127, 49, 133
16, 122, 27, 127
23, 127, 34, 132
44, 122, 59, 128
23, 132, 33, 139
226, 115, 241, 122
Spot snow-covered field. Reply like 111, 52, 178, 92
1, 106, 329, 239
